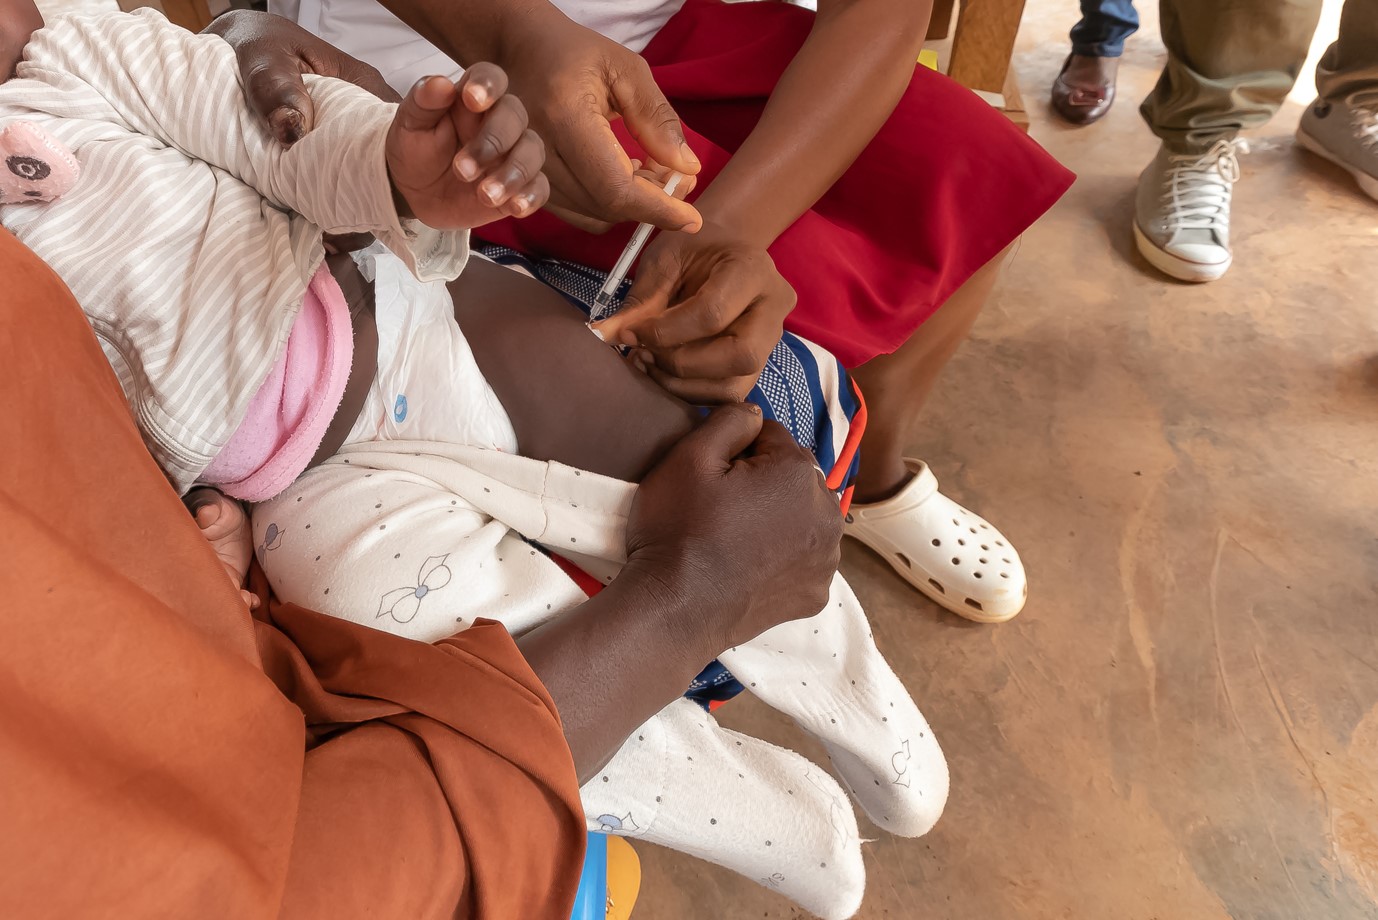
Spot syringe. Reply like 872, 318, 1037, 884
591, 170, 685, 315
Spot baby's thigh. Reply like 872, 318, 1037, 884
252, 457, 585, 642
449, 259, 700, 483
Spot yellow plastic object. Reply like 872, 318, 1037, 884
918, 49, 940, 71
605, 837, 641, 920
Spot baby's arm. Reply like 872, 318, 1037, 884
8, 11, 477, 275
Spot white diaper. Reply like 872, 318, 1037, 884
345, 246, 517, 453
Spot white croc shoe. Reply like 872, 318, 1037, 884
845, 459, 1027, 623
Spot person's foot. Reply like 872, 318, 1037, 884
1051, 53, 1120, 126
1133, 139, 1244, 283
844, 460, 1027, 623
1296, 91, 1378, 203
185, 487, 259, 609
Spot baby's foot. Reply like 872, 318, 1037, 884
185, 487, 259, 610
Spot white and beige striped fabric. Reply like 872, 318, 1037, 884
0, 10, 468, 493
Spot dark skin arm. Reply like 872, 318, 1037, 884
0, 0, 42, 78
367, 0, 704, 233
215, 7, 933, 399
519, 405, 840, 779
669, 0, 932, 247
208, 8, 700, 233
599, 0, 934, 399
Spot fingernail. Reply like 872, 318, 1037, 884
454, 155, 479, 181
680, 142, 701, 169
587, 323, 606, 343
270, 107, 304, 145
466, 83, 489, 108
515, 194, 536, 215
480, 178, 504, 204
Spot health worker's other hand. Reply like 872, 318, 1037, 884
592, 224, 796, 403
625, 404, 842, 654
498, 14, 702, 233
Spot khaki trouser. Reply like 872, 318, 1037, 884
1142, 0, 1378, 152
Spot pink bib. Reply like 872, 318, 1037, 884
201, 264, 353, 501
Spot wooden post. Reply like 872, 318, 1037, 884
927, 0, 956, 41
947, 0, 1028, 94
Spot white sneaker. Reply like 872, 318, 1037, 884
1296, 90, 1378, 202
1133, 139, 1245, 282
845, 460, 1027, 623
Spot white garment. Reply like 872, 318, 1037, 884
0, 12, 468, 492
344, 247, 517, 453
272, 0, 688, 95
254, 366, 949, 918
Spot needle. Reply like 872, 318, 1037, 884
591, 170, 685, 314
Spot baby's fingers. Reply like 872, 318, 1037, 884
500, 172, 551, 219
478, 128, 546, 208
396, 75, 457, 133
455, 62, 508, 113
453, 87, 527, 181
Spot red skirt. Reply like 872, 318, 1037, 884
477, 0, 1075, 368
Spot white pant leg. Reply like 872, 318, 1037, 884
719, 575, 949, 838
252, 454, 584, 641
582, 698, 866, 920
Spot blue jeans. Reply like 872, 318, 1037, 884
1070, 0, 1139, 58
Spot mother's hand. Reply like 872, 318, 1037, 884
205, 10, 399, 145
626, 403, 842, 653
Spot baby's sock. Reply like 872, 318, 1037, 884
581, 698, 866, 920
719, 574, 949, 838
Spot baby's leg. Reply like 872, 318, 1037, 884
449, 259, 700, 483
253, 456, 587, 641
582, 697, 866, 920
719, 574, 949, 838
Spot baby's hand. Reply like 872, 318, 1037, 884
185, 488, 260, 611
386, 66, 550, 230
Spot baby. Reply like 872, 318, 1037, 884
2, 12, 947, 919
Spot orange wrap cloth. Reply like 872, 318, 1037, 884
0, 228, 586, 919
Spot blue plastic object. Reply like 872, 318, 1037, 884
569, 832, 608, 920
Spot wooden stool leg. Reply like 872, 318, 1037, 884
927, 0, 956, 41
947, 0, 1028, 94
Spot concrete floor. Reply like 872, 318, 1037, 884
638, 1, 1378, 917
